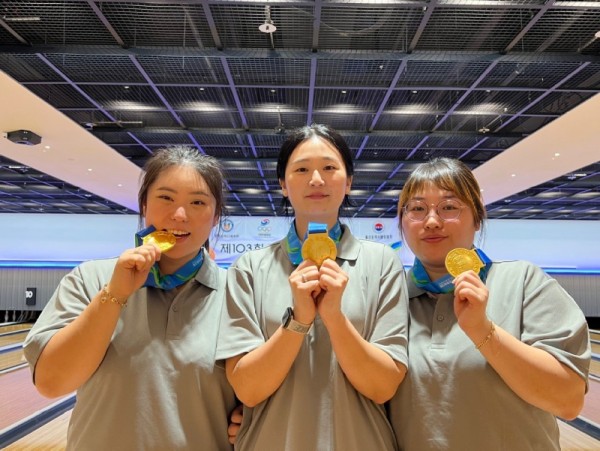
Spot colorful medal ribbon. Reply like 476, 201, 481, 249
135, 225, 204, 290
285, 221, 342, 265
411, 248, 492, 294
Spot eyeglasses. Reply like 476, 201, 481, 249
403, 199, 465, 222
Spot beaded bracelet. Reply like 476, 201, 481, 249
476, 321, 495, 350
100, 284, 128, 307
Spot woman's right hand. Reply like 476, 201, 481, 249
289, 260, 320, 325
106, 244, 162, 300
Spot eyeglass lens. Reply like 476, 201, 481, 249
405, 199, 462, 221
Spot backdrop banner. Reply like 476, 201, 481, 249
210, 217, 402, 267
2, 214, 599, 272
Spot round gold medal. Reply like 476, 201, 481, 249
445, 248, 484, 277
143, 231, 176, 252
301, 234, 337, 267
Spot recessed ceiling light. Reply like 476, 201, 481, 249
511, 174, 516, 177
87, 168, 93, 172
117, 183, 123, 187
554, 153, 560, 157
341, 90, 347, 94
3, 16, 40, 22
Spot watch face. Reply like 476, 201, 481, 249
282, 307, 293, 326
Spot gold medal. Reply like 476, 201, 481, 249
445, 248, 484, 277
302, 230, 337, 267
143, 231, 176, 252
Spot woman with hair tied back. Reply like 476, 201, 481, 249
388, 157, 590, 450
24, 146, 237, 450
217, 124, 409, 450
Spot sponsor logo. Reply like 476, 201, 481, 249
220, 218, 234, 233
257, 218, 272, 234
373, 222, 384, 233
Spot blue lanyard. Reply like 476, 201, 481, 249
284, 221, 342, 265
135, 225, 204, 290
412, 248, 492, 294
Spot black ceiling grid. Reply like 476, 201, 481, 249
0, 0, 598, 219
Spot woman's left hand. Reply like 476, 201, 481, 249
315, 258, 348, 323
453, 270, 490, 334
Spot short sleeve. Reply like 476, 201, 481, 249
520, 263, 590, 383
23, 263, 104, 380
365, 243, 409, 368
216, 253, 267, 361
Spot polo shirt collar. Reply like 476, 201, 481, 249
407, 268, 427, 299
193, 248, 220, 291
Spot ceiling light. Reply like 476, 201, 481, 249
259, 6, 277, 33
2, 16, 40, 22
259, 19, 276, 34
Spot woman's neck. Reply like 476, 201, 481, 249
158, 252, 201, 275
422, 262, 449, 282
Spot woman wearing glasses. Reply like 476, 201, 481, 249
388, 157, 590, 450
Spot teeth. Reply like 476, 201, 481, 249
166, 229, 189, 236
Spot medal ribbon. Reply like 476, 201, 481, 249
135, 225, 204, 290
284, 221, 342, 265
412, 248, 492, 294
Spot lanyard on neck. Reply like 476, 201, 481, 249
135, 225, 204, 290
411, 248, 492, 294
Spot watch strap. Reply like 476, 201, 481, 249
283, 307, 312, 334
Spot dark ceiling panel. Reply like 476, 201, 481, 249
0, 0, 598, 219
